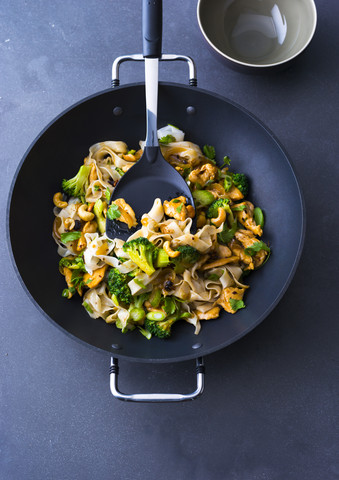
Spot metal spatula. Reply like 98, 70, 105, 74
106, 0, 195, 240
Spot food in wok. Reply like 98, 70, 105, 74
52, 125, 270, 339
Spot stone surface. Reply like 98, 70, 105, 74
1, 0, 338, 479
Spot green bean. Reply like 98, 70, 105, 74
254, 207, 264, 228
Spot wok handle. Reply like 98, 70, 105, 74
110, 357, 205, 403
142, 0, 162, 58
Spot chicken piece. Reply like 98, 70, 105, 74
113, 198, 138, 229
163, 196, 193, 221
224, 184, 244, 201
217, 287, 246, 314
188, 163, 218, 187
235, 201, 262, 236
196, 306, 220, 320
83, 265, 108, 289
207, 182, 226, 199
229, 239, 254, 270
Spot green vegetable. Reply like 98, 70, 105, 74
224, 175, 233, 192
254, 207, 264, 228
163, 297, 178, 316
206, 198, 230, 218
82, 302, 93, 314
59, 254, 86, 272
203, 145, 216, 161
145, 312, 185, 338
127, 149, 136, 155
207, 274, 221, 281
106, 203, 121, 220
229, 298, 246, 312
107, 268, 132, 304
217, 219, 238, 245
94, 185, 100, 192
138, 326, 152, 339
93, 198, 106, 233
62, 165, 91, 200
129, 307, 145, 322
232, 173, 249, 196
115, 167, 125, 176
123, 237, 156, 276
134, 278, 146, 289
60, 231, 82, 243
231, 204, 246, 212
192, 189, 215, 207
154, 248, 170, 268
176, 204, 183, 213
146, 311, 167, 322
105, 188, 111, 202
159, 134, 176, 144
149, 288, 162, 308
244, 241, 270, 256
221, 156, 231, 167
71, 269, 85, 288
172, 245, 201, 274
62, 288, 75, 298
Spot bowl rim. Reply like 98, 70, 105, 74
196, 0, 317, 68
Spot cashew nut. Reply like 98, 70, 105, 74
53, 192, 67, 209
186, 205, 195, 218
82, 220, 98, 234
211, 207, 226, 227
78, 204, 95, 221
64, 218, 75, 230
197, 211, 206, 228
163, 241, 181, 258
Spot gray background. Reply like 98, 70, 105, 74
1, 0, 338, 479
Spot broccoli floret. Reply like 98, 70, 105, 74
172, 245, 201, 274
206, 198, 230, 218
93, 198, 106, 233
232, 173, 249, 196
62, 165, 91, 200
122, 237, 156, 276
107, 268, 132, 304
144, 315, 179, 339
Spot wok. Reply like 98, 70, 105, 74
7, 51, 305, 402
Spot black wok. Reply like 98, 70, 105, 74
7, 79, 305, 365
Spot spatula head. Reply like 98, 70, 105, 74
106, 147, 195, 240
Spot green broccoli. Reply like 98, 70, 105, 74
122, 237, 156, 276
232, 173, 249, 196
144, 314, 179, 339
93, 198, 106, 233
172, 245, 201, 274
107, 268, 132, 304
206, 198, 230, 218
62, 165, 91, 200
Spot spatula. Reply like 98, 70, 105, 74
106, 0, 195, 240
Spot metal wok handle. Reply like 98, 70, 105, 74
110, 357, 205, 403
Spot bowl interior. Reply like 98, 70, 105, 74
198, 0, 317, 66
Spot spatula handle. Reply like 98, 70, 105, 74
142, 0, 162, 58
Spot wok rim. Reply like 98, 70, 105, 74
6, 82, 306, 363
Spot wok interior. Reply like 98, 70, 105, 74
9, 84, 304, 362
